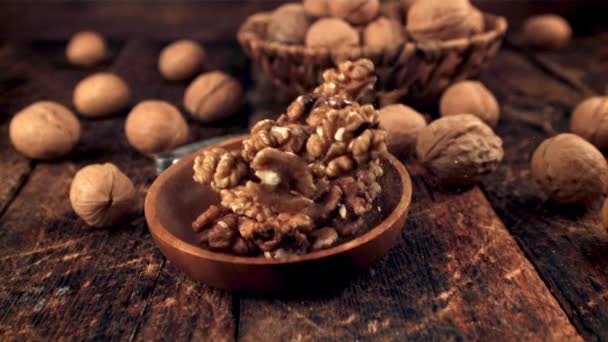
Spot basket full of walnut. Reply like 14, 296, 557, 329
237, 0, 508, 105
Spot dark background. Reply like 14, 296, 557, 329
1, 0, 607, 42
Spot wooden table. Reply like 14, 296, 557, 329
1, 2, 608, 340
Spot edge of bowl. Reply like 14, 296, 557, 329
144, 135, 412, 266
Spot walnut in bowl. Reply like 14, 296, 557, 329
238, 0, 507, 105
144, 59, 412, 293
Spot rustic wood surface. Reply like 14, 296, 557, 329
0, 1, 607, 341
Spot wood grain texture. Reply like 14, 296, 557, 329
237, 161, 580, 341
480, 49, 608, 340
0, 40, 244, 340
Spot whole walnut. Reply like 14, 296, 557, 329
569, 96, 608, 150
378, 104, 426, 157
73, 72, 130, 117
406, 0, 484, 41
416, 114, 503, 185
9, 101, 81, 160
66, 31, 107, 67
183, 71, 243, 123
522, 14, 571, 50
328, 0, 380, 25
70, 163, 137, 227
303, 0, 330, 17
305, 18, 360, 48
158, 39, 205, 81
531, 133, 608, 205
363, 17, 406, 48
125, 100, 189, 156
267, 3, 312, 44
440, 81, 500, 127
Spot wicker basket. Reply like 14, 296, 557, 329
238, 12, 508, 106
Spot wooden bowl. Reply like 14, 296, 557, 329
144, 136, 412, 294
238, 12, 507, 106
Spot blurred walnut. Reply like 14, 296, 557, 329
378, 104, 426, 157
9, 101, 81, 160
401, 0, 417, 12
125, 100, 189, 156
522, 14, 571, 50
363, 17, 406, 48
73, 72, 130, 117
158, 39, 205, 81
305, 18, 360, 48
416, 114, 503, 185
531, 133, 608, 205
379, 1, 405, 24
184, 71, 243, 123
303, 0, 330, 17
440, 81, 500, 127
267, 3, 312, 44
66, 31, 107, 67
193, 147, 248, 191
570, 96, 608, 150
328, 0, 380, 25
407, 0, 484, 41
70, 163, 136, 228
314, 59, 377, 102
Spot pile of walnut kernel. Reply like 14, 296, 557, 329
191, 59, 388, 258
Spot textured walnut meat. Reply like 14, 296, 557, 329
522, 15, 571, 50
125, 100, 189, 156
440, 81, 500, 127
569, 96, 608, 150
158, 39, 205, 81
305, 18, 360, 48
191, 59, 387, 256
416, 114, 503, 185
329, 0, 380, 25
66, 31, 107, 67
183, 71, 243, 123
73, 73, 130, 118
251, 147, 315, 197
267, 3, 312, 44
378, 104, 426, 157
242, 119, 310, 162
407, 0, 483, 41
364, 17, 406, 48
314, 59, 377, 102
531, 133, 608, 205
193, 148, 248, 191
9, 101, 81, 160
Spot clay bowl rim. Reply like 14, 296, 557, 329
145, 135, 412, 266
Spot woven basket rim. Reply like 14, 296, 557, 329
237, 11, 508, 59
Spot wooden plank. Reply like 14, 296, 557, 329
237, 161, 580, 340
521, 32, 608, 96
0, 40, 244, 340
479, 49, 608, 340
